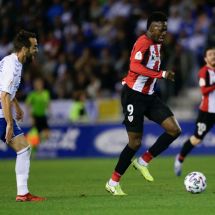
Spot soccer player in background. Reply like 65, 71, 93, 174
26, 77, 50, 157
174, 46, 215, 176
0, 30, 46, 201
105, 11, 181, 196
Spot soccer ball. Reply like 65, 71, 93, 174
184, 171, 207, 194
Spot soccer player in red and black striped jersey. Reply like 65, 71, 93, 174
174, 46, 215, 176
105, 11, 181, 195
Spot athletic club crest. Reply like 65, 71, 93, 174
128, 115, 133, 122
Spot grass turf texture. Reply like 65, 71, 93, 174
0, 156, 215, 215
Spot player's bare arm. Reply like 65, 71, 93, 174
13, 97, 24, 121
1, 91, 14, 143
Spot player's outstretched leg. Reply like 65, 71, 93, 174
132, 158, 154, 182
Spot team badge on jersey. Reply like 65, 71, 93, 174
199, 78, 206, 87
134, 51, 142, 60
128, 115, 133, 122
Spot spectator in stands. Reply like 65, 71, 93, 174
0, 0, 214, 101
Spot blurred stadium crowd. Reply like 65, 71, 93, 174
0, 0, 214, 102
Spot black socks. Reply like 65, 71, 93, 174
179, 139, 194, 162
115, 144, 137, 175
149, 132, 179, 157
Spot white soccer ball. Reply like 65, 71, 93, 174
184, 171, 207, 194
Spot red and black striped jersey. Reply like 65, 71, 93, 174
199, 65, 215, 113
122, 34, 163, 95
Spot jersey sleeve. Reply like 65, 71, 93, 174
129, 38, 163, 78
198, 67, 215, 95
0, 57, 15, 94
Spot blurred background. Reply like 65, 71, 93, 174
0, 0, 215, 158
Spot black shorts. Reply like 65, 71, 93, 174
33, 115, 49, 132
194, 110, 215, 139
121, 85, 174, 132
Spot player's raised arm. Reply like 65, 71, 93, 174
200, 82, 215, 95
199, 70, 215, 94
198, 66, 215, 95
129, 38, 165, 79
130, 61, 164, 78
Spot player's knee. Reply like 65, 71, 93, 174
167, 126, 181, 137
128, 132, 142, 150
190, 136, 201, 145
11, 135, 30, 152
128, 138, 141, 150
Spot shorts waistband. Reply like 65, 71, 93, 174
123, 84, 156, 97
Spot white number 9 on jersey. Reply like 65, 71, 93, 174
127, 104, 134, 115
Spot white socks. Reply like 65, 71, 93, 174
15, 146, 31, 195
108, 179, 119, 187
138, 157, 148, 167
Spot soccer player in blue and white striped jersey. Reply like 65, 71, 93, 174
0, 30, 46, 202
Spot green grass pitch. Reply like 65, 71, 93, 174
0, 156, 215, 215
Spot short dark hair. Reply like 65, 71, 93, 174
13, 30, 36, 52
204, 46, 215, 56
146, 11, 167, 30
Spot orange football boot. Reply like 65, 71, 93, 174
16, 193, 46, 202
